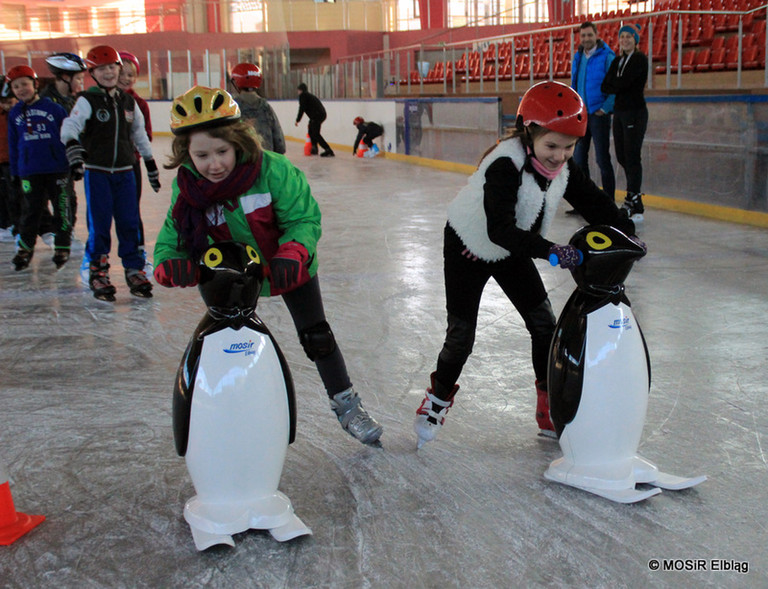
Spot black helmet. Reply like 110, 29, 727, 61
45, 52, 87, 76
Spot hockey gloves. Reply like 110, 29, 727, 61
269, 241, 310, 294
548, 244, 583, 269
154, 258, 199, 288
65, 140, 86, 181
145, 158, 161, 192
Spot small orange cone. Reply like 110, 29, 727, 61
357, 144, 368, 158
304, 134, 313, 156
0, 465, 44, 546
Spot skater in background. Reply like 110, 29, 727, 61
602, 24, 648, 222
352, 117, 383, 157
155, 86, 382, 445
413, 81, 637, 448
41, 52, 87, 234
41, 52, 86, 113
118, 50, 153, 271
295, 82, 334, 157
61, 45, 160, 300
0, 78, 18, 242
6, 65, 73, 271
230, 62, 285, 154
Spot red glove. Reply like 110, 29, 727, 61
154, 258, 199, 287
269, 241, 310, 293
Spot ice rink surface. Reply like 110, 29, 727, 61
1, 138, 766, 588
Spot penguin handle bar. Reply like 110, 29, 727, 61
548, 250, 584, 268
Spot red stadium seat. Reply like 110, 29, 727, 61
694, 48, 711, 71
709, 47, 727, 70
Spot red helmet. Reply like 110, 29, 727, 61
118, 51, 140, 75
517, 81, 587, 137
85, 45, 122, 69
231, 63, 262, 90
353, 116, 364, 126
5, 65, 38, 84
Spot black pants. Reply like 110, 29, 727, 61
308, 118, 332, 153
363, 128, 383, 148
613, 107, 648, 195
0, 163, 19, 231
435, 224, 556, 392
282, 274, 351, 397
18, 173, 73, 251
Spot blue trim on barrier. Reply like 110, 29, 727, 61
394, 97, 501, 104
646, 94, 768, 104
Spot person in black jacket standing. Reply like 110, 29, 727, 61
601, 24, 648, 221
295, 83, 334, 157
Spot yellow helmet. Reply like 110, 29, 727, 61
169, 86, 240, 135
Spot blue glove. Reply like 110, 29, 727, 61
548, 244, 583, 269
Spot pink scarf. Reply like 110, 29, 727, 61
526, 146, 566, 181
172, 158, 262, 260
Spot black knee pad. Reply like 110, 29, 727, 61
438, 314, 476, 365
299, 321, 337, 361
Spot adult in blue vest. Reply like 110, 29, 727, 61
570, 21, 616, 213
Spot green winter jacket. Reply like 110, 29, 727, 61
154, 150, 321, 296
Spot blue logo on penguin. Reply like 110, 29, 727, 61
609, 317, 632, 330
224, 340, 256, 356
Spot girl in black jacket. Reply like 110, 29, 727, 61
602, 24, 649, 221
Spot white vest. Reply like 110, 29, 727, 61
446, 137, 569, 262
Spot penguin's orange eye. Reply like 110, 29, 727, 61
586, 231, 612, 250
203, 247, 223, 268
246, 245, 260, 264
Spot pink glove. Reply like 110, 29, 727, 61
269, 241, 310, 293
154, 258, 199, 287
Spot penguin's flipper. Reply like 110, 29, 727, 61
269, 514, 313, 542
560, 482, 662, 504
647, 472, 707, 491
189, 527, 235, 551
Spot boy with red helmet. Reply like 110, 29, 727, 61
230, 63, 285, 154
6, 65, 73, 270
413, 81, 640, 448
61, 45, 160, 300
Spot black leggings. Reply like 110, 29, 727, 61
282, 274, 352, 397
435, 224, 556, 394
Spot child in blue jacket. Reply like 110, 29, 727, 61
6, 65, 72, 271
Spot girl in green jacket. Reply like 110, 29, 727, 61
154, 86, 382, 445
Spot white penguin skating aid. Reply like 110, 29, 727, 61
545, 226, 706, 503
173, 242, 311, 550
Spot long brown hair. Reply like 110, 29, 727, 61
164, 119, 262, 170
478, 122, 549, 165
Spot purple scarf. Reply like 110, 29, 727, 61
173, 158, 262, 260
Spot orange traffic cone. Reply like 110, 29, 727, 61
357, 144, 368, 158
304, 134, 313, 156
0, 465, 44, 545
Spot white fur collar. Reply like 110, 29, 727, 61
446, 137, 568, 261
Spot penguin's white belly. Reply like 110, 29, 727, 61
559, 302, 649, 472
186, 326, 289, 503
